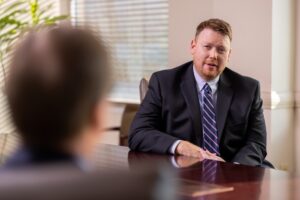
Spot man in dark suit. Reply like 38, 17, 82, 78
4, 25, 111, 169
129, 18, 267, 166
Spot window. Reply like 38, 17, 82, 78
71, 0, 169, 102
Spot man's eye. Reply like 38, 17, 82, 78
218, 48, 226, 53
204, 45, 211, 49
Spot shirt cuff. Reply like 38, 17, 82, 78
170, 156, 180, 168
169, 140, 182, 154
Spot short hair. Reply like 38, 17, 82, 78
195, 18, 232, 41
6, 25, 111, 150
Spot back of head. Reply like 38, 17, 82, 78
6, 25, 111, 151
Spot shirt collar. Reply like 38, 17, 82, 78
193, 65, 219, 95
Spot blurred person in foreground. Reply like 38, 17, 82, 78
2, 26, 178, 200
4, 25, 111, 170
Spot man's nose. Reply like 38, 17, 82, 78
209, 49, 218, 59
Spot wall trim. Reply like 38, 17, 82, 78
262, 91, 297, 110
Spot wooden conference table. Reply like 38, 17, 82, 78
94, 144, 300, 200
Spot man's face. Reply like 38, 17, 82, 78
191, 28, 231, 81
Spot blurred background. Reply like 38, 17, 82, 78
0, 0, 300, 173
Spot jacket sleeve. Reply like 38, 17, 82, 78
128, 73, 178, 154
231, 82, 267, 166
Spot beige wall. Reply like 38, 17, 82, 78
295, 0, 300, 173
270, 0, 296, 171
168, 0, 272, 91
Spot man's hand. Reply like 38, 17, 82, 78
204, 150, 225, 162
175, 141, 206, 158
175, 156, 201, 168
175, 141, 225, 162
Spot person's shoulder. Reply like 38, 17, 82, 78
223, 67, 259, 86
152, 61, 193, 79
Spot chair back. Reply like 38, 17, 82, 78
139, 78, 149, 102
111, 78, 149, 146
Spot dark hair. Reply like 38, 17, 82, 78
195, 18, 232, 41
6, 25, 111, 150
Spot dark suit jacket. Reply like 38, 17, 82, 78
129, 61, 267, 166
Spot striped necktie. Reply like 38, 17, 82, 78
202, 83, 219, 155
201, 160, 218, 183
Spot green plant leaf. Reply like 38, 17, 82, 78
2, 1, 26, 15
0, 18, 23, 30
37, 3, 53, 18
43, 15, 69, 25
0, 9, 28, 22
0, 28, 18, 40
29, 0, 40, 25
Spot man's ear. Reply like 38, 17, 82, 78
227, 48, 232, 63
90, 99, 108, 136
190, 39, 196, 55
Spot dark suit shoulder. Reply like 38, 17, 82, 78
222, 67, 259, 89
152, 61, 193, 82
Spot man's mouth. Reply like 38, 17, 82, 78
205, 63, 218, 67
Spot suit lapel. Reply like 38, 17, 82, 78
180, 64, 203, 146
216, 68, 233, 142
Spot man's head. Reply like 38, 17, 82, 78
6, 25, 111, 156
191, 18, 232, 81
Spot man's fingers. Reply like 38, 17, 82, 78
175, 141, 224, 162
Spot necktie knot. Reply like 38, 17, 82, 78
203, 83, 212, 94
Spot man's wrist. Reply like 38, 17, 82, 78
169, 140, 182, 154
